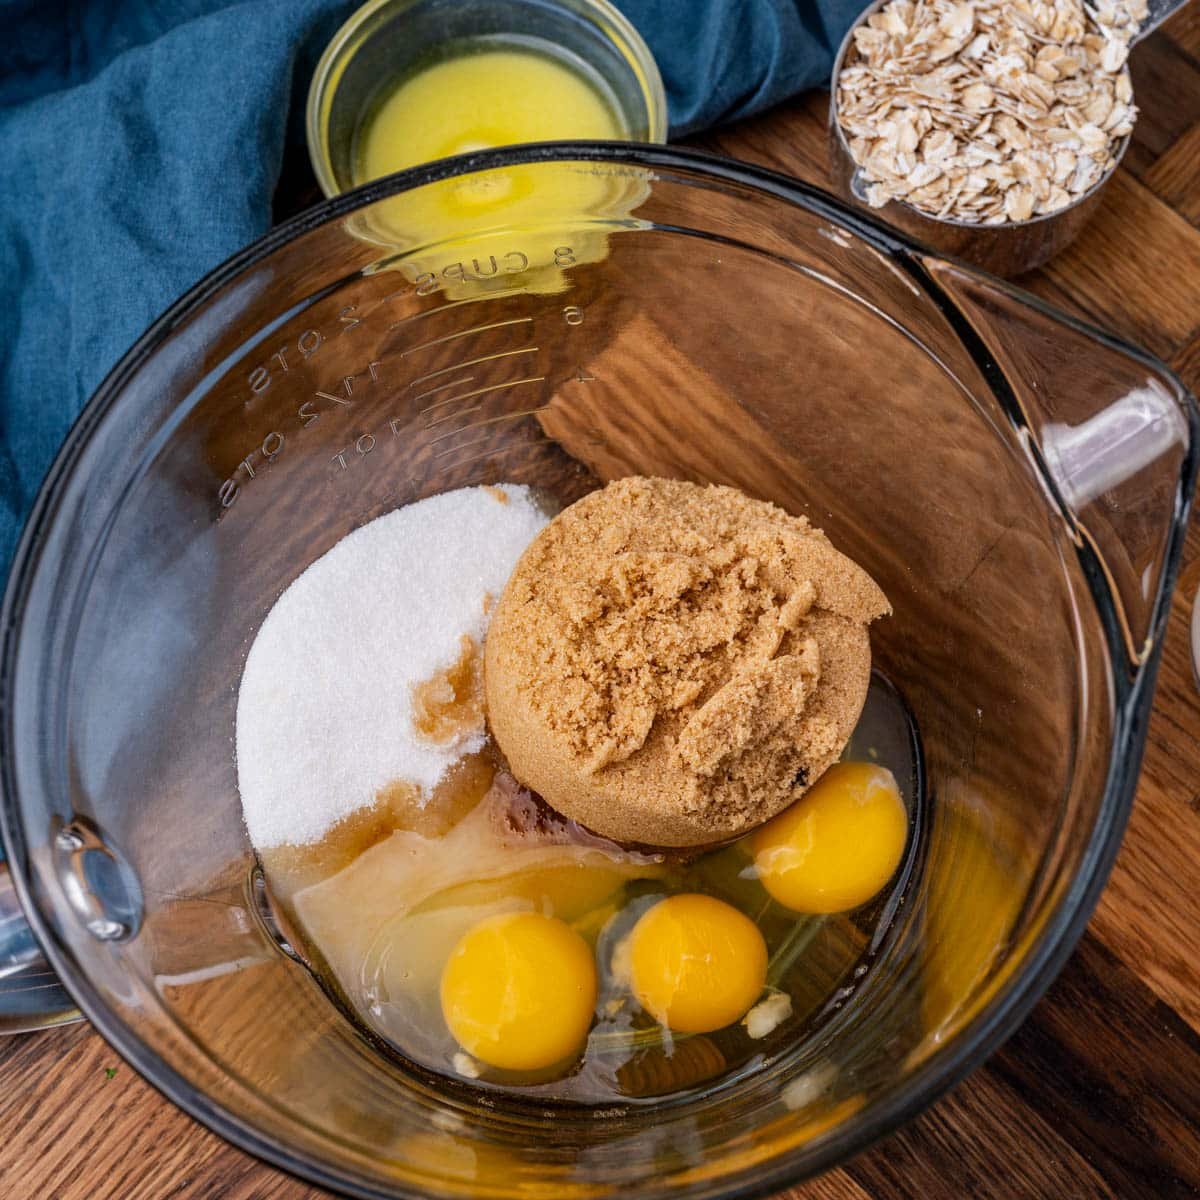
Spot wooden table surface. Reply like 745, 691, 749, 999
6, 11, 1200, 1199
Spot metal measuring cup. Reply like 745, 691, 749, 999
828, 0, 1192, 276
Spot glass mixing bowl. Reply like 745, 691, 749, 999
0, 144, 1195, 1198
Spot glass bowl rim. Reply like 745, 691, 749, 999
1, 141, 1195, 1200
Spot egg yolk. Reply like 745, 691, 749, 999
440, 911, 597, 1072
751, 761, 907, 914
626, 894, 767, 1034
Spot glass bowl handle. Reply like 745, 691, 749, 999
919, 254, 1198, 664
0, 859, 80, 1033
1041, 382, 1190, 510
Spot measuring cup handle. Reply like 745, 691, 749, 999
0, 858, 79, 1034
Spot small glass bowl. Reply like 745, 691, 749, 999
306, 0, 668, 197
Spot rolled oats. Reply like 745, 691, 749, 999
835, 0, 1143, 223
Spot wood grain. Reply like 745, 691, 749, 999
5, 16, 1200, 1200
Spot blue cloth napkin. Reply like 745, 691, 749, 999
0, 0, 865, 578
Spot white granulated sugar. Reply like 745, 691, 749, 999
236, 485, 548, 849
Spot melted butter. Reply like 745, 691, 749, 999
345, 43, 647, 296
356, 48, 623, 186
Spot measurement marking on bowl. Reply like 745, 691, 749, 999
435, 435, 558, 473
2, 978, 68, 996
407, 346, 539, 389
401, 317, 533, 357
426, 404, 484, 430
386, 286, 529, 330
431, 407, 552, 452
420, 376, 545, 416
411, 376, 475, 403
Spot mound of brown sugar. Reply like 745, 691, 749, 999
484, 477, 890, 847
